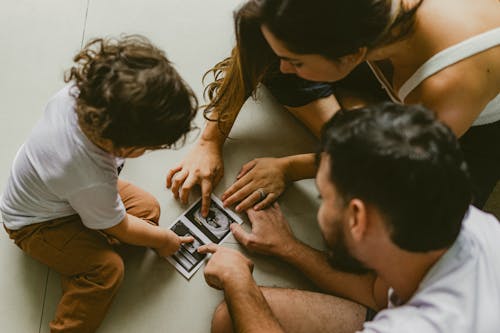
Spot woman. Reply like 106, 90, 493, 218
167, 0, 500, 215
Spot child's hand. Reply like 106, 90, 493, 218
155, 230, 194, 258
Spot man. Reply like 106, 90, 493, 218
198, 103, 500, 333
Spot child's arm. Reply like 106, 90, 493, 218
103, 214, 193, 257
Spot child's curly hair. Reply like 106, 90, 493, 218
65, 35, 198, 148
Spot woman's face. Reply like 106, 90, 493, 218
261, 25, 363, 82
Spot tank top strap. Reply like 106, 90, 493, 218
398, 27, 500, 102
366, 61, 402, 104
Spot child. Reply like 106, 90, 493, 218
0, 35, 197, 332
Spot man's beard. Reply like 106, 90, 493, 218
325, 220, 373, 275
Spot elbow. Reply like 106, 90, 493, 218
103, 215, 128, 240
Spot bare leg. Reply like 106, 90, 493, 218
212, 287, 367, 333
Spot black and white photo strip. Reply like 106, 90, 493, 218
167, 194, 243, 279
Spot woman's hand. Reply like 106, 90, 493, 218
166, 140, 224, 216
222, 157, 289, 212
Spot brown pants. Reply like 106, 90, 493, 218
4, 180, 161, 333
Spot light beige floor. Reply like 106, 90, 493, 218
2, 1, 499, 333
0, 1, 323, 332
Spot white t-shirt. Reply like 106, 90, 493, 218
0, 85, 126, 230
361, 206, 500, 333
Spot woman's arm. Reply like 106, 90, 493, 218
285, 95, 341, 138
222, 153, 318, 212
167, 106, 242, 216
221, 96, 339, 212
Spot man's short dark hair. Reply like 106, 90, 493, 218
66, 35, 198, 148
320, 103, 472, 252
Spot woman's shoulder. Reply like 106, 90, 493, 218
413, 0, 499, 56
402, 1, 500, 112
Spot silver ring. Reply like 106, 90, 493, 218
257, 188, 266, 201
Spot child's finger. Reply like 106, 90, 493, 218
198, 243, 218, 254
179, 236, 194, 243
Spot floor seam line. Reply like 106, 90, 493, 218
38, 268, 50, 333
80, 0, 90, 48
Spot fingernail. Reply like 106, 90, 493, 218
236, 206, 241, 212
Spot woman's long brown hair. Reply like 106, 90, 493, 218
203, 0, 424, 133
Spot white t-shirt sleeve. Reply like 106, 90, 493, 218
359, 306, 451, 333
66, 183, 126, 229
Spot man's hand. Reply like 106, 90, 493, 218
231, 202, 298, 259
198, 244, 254, 290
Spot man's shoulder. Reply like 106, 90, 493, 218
418, 207, 500, 294
462, 206, 500, 255
360, 207, 500, 333
361, 304, 460, 333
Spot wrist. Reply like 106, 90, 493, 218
222, 269, 256, 292
154, 229, 178, 248
277, 238, 305, 262
200, 122, 227, 147
281, 154, 317, 182
278, 156, 293, 183
199, 135, 224, 152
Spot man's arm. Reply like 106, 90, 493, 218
280, 239, 387, 310
231, 203, 387, 310
224, 275, 285, 333
199, 244, 285, 333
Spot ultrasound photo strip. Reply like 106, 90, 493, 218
166, 194, 244, 279
185, 195, 239, 243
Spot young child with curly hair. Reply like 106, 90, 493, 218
1, 35, 197, 332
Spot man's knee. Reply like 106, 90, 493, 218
211, 301, 233, 333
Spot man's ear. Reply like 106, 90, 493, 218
346, 198, 368, 243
